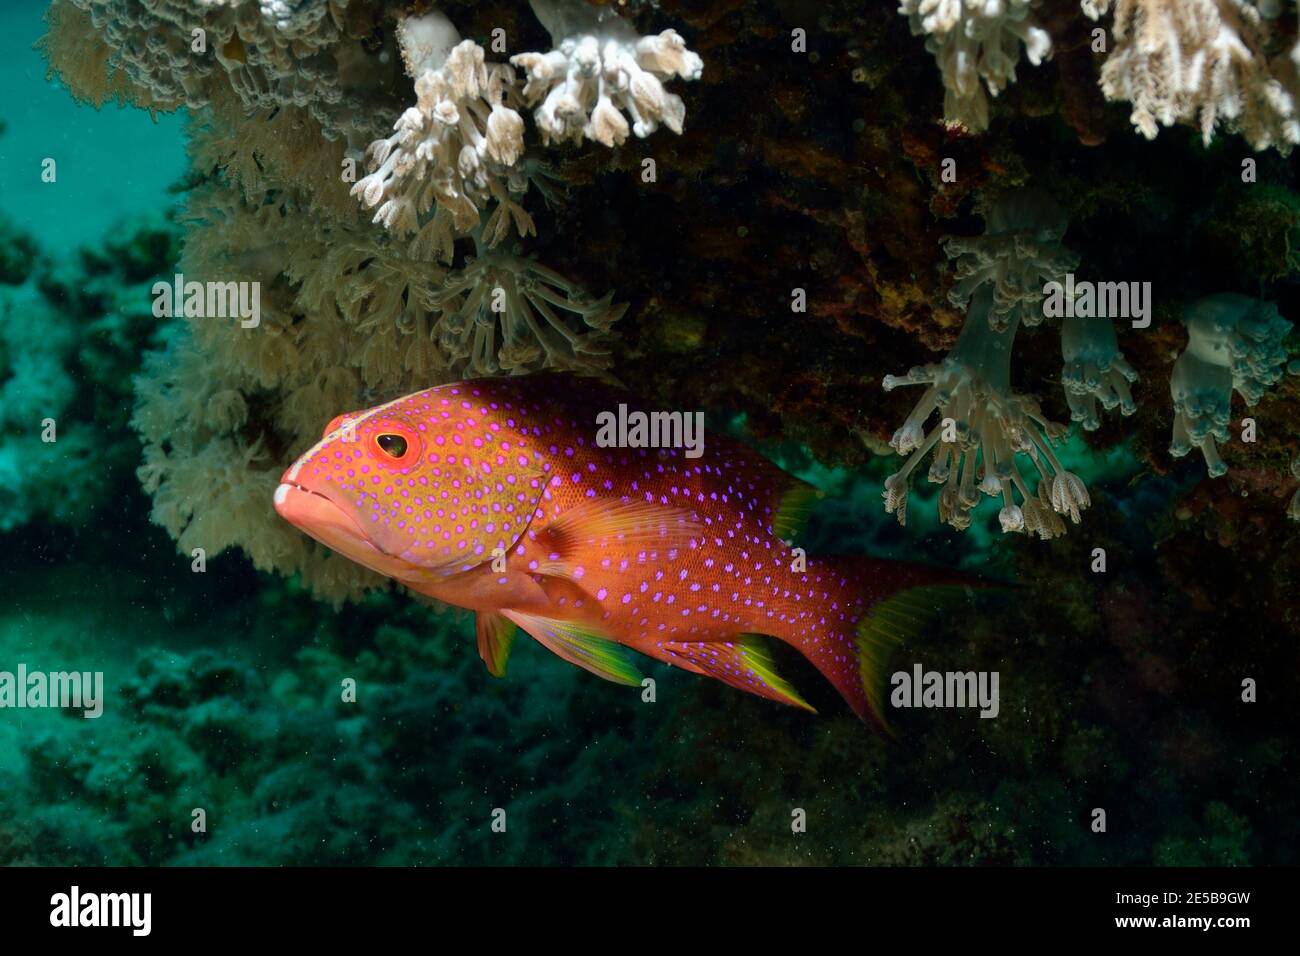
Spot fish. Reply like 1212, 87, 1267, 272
273, 373, 973, 727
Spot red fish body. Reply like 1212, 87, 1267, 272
275, 374, 962, 726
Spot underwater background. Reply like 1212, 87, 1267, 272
1, 0, 1298, 866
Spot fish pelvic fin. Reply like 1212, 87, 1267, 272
476, 611, 518, 678
503, 610, 644, 686
659, 635, 816, 713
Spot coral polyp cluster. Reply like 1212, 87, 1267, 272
899, 0, 1300, 153
354, 0, 701, 248
880, 189, 1130, 539
1169, 293, 1292, 476
511, 0, 703, 147
42, 0, 393, 145
429, 246, 626, 376
943, 187, 1077, 332
1090, 0, 1300, 151
898, 0, 1052, 133
1060, 316, 1139, 431
352, 15, 526, 240
883, 287, 1089, 538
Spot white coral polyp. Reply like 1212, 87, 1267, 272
511, 0, 703, 147
429, 249, 627, 377
1169, 293, 1292, 477
1097, 0, 1300, 151
944, 188, 1078, 332
353, 12, 526, 238
1060, 315, 1139, 430
900, 0, 1051, 132
881, 286, 1089, 538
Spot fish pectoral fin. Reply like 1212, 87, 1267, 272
532, 498, 704, 580
476, 611, 518, 678
503, 611, 643, 686
661, 635, 816, 713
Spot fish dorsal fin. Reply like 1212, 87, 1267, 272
660, 635, 816, 713
772, 479, 824, 542
703, 439, 824, 542
532, 498, 703, 580
476, 611, 518, 678
502, 611, 643, 686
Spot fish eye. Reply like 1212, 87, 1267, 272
376, 433, 408, 458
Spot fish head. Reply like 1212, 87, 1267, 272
275, 386, 545, 582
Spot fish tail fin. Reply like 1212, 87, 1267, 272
786, 558, 992, 733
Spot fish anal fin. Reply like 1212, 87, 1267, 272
476, 611, 518, 678
661, 635, 816, 713
503, 611, 643, 686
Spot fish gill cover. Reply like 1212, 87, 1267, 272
0, 0, 1293, 870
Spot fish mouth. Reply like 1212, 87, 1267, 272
274, 480, 455, 589
273, 481, 401, 575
